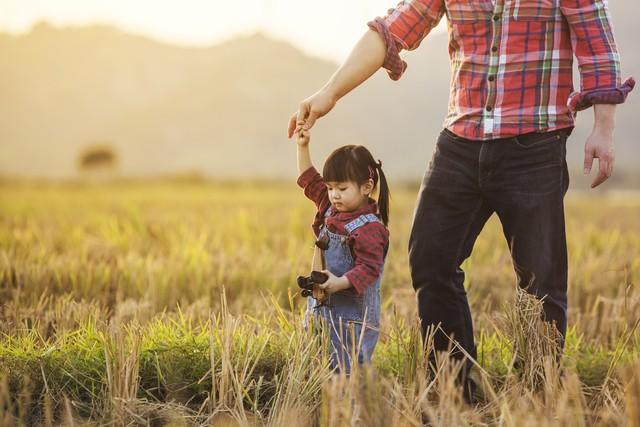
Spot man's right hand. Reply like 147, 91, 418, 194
287, 89, 337, 138
287, 29, 388, 138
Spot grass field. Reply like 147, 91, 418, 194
0, 181, 639, 426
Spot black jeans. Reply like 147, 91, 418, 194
409, 127, 572, 387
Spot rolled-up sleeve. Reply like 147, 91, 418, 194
367, 0, 446, 81
561, 0, 635, 112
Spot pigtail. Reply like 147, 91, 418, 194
375, 160, 390, 226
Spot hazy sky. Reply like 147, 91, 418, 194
0, 0, 447, 62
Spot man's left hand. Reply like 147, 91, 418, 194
584, 105, 617, 189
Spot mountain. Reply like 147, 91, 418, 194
0, 23, 338, 178
0, 9, 638, 187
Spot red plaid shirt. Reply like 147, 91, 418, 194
368, 0, 635, 140
297, 166, 389, 295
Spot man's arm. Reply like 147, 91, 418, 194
560, 0, 634, 114
559, 0, 635, 188
287, 29, 386, 137
287, 0, 446, 137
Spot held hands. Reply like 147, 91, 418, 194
287, 89, 337, 138
317, 270, 352, 295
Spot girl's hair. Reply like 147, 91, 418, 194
322, 145, 390, 226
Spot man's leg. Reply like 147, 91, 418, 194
486, 131, 571, 349
409, 130, 494, 388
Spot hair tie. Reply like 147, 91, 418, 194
376, 159, 382, 169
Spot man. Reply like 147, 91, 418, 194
286, 0, 634, 401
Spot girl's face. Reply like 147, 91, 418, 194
325, 179, 374, 212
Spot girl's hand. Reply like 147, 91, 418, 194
287, 89, 337, 138
295, 121, 310, 147
318, 270, 352, 295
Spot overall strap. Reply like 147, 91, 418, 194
344, 214, 382, 234
317, 206, 333, 234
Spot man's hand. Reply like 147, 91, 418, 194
288, 89, 337, 138
584, 104, 617, 189
583, 129, 615, 188
318, 270, 352, 295
286, 29, 387, 138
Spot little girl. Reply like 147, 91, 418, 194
294, 122, 390, 373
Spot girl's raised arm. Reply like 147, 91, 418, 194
294, 128, 331, 216
296, 127, 312, 176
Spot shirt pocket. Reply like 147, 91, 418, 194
446, 0, 494, 24
511, 0, 560, 21
445, 0, 495, 44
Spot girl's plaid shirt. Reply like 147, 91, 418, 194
297, 166, 389, 295
368, 0, 635, 140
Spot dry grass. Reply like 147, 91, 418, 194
0, 181, 638, 425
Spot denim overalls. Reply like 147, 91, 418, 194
305, 208, 386, 373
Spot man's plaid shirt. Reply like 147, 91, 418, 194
368, 0, 635, 140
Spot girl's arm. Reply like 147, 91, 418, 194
344, 223, 389, 295
295, 129, 331, 216
320, 223, 389, 295
296, 129, 312, 176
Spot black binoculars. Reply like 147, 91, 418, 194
297, 271, 329, 297
315, 233, 330, 250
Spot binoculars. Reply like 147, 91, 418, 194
315, 233, 330, 250
297, 271, 329, 298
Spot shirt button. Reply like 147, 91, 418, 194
491, 46, 498, 52
486, 106, 493, 112
493, 14, 501, 21
488, 75, 495, 82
